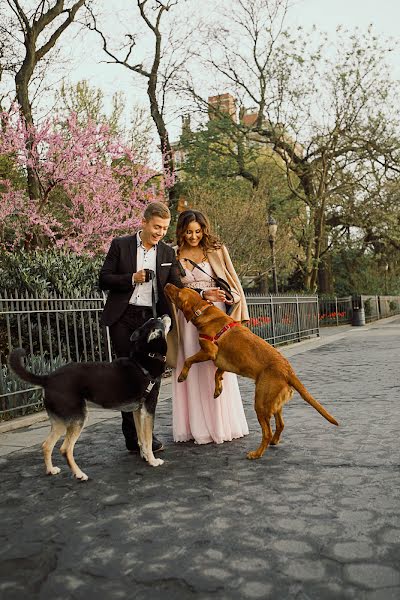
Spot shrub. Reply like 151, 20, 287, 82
0, 249, 103, 296
0, 353, 66, 420
363, 298, 372, 316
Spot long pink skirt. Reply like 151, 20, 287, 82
172, 303, 249, 444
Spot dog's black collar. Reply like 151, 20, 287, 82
137, 363, 155, 381
131, 354, 166, 398
147, 352, 166, 363
135, 363, 160, 398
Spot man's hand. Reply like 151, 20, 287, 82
133, 270, 148, 284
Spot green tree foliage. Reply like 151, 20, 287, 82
55, 80, 125, 135
55, 79, 154, 159
178, 117, 304, 287
185, 1, 400, 293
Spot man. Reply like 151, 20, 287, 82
99, 201, 183, 453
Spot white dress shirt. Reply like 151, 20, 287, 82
129, 232, 158, 307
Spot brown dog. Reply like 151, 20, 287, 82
165, 284, 338, 459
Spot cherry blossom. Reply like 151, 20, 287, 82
0, 107, 170, 254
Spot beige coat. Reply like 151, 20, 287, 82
166, 245, 249, 368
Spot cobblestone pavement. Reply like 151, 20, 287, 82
1, 319, 399, 599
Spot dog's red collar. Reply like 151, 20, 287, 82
199, 321, 241, 343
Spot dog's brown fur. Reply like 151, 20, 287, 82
165, 284, 338, 459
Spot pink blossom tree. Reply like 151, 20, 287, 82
0, 107, 171, 255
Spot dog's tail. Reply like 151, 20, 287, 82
288, 371, 338, 426
8, 349, 48, 388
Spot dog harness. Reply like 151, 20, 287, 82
137, 352, 166, 397
199, 321, 241, 343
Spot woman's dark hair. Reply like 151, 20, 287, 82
176, 210, 221, 257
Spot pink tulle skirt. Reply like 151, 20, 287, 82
172, 302, 249, 444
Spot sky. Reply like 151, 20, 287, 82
61, 0, 400, 147
289, 0, 400, 38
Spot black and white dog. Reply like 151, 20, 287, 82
9, 315, 171, 480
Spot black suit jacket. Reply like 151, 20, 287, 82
99, 235, 182, 326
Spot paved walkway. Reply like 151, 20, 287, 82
1, 318, 399, 599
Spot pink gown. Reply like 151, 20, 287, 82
172, 262, 249, 444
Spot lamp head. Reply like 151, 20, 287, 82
268, 215, 278, 241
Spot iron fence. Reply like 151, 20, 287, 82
2, 288, 398, 421
0, 290, 111, 420
318, 296, 353, 326
0, 290, 320, 420
361, 294, 400, 322
245, 294, 319, 346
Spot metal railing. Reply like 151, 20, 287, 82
0, 290, 320, 420
0, 290, 111, 420
245, 294, 319, 346
318, 296, 353, 326
318, 294, 400, 325
2, 287, 399, 421
361, 295, 400, 322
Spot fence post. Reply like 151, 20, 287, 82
335, 296, 339, 327
101, 291, 113, 362
296, 296, 301, 342
270, 294, 276, 346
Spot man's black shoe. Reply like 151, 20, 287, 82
126, 436, 164, 453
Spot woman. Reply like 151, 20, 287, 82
171, 209, 250, 445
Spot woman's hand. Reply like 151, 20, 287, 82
203, 287, 228, 302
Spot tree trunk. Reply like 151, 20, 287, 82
303, 227, 316, 291
310, 199, 327, 291
318, 255, 334, 293
317, 228, 334, 293
15, 61, 41, 203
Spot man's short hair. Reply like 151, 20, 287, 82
143, 201, 171, 221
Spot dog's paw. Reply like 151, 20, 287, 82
247, 450, 261, 460
47, 466, 61, 475
74, 471, 89, 481
149, 457, 164, 467
177, 371, 187, 382
214, 388, 222, 398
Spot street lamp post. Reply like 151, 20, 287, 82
385, 263, 389, 295
268, 215, 279, 294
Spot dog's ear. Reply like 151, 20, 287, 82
161, 314, 172, 335
130, 329, 140, 342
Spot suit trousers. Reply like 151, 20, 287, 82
109, 304, 161, 450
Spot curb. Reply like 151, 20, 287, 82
0, 412, 48, 434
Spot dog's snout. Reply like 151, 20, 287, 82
147, 328, 163, 343
164, 283, 177, 300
